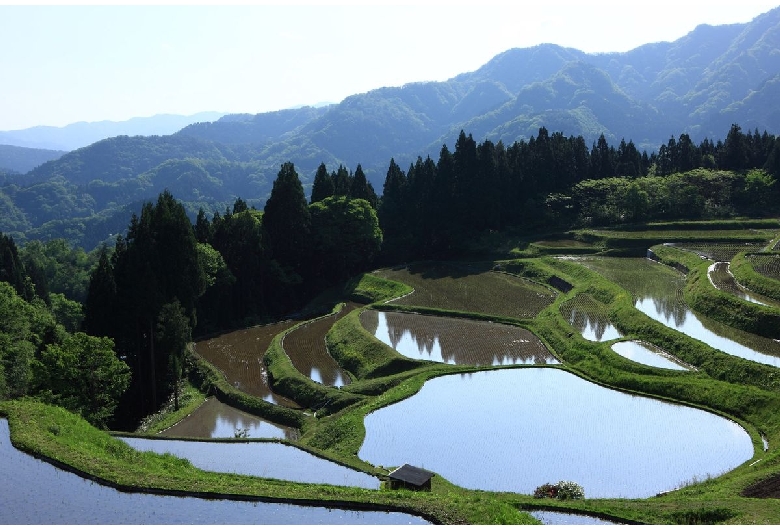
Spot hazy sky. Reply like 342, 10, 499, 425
1, 1, 779, 131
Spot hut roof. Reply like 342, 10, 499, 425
388, 464, 435, 487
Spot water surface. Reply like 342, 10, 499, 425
575, 256, 780, 367
528, 510, 617, 525
708, 262, 774, 306
611, 340, 689, 371
120, 436, 380, 489
160, 397, 298, 440
361, 310, 558, 366
0, 419, 426, 525
359, 369, 752, 499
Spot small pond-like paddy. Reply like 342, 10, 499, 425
358, 369, 752, 499
611, 340, 689, 371
528, 510, 617, 525
0, 420, 427, 525
159, 397, 299, 440
282, 303, 358, 386
708, 262, 774, 306
119, 436, 380, 489
374, 262, 556, 318
361, 310, 559, 366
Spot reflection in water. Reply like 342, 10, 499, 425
120, 436, 380, 489
362, 310, 558, 366
0, 420, 427, 525
560, 294, 622, 342
708, 262, 772, 306
611, 341, 689, 371
359, 369, 753, 499
576, 257, 780, 367
282, 303, 358, 387
528, 510, 617, 525
194, 322, 301, 408
160, 397, 299, 440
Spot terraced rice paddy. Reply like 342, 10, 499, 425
559, 293, 622, 342
665, 241, 768, 261
358, 369, 753, 499
746, 253, 780, 281
360, 310, 558, 366
2, 420, 428, 525
119, 436, 381, 489
373, 262, 556, 318
159, 397, 299, 440
282, 303, 359, 386
575, 256, 780, 367
611, 340, 689, 371
194, 321, 303, 408
708, 262, 774, 305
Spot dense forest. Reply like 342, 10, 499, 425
0, 123, 779, 429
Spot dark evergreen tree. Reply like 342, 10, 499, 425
262, 162, 312, 279
194, 208, 213, 244
310, 162, 335, 204
721, 124, 748, 171
83, 246, 117, 339
350, 164, 378, 208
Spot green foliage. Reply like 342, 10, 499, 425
309, 196, 382, 282
533, 481, 585, 500
342, 272, 411, 304
33, 332, 130, 427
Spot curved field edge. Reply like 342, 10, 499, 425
731, 252, 780, 302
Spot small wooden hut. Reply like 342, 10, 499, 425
387, 464, 435, 491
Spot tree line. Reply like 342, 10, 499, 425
1, 122, 778, 430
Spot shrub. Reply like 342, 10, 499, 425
533, 480, 584, 500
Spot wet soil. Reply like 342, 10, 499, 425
194, 320, 303, 407
742, 474, 780, 499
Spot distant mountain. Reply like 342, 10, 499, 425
3, 6, 780, 250
0, 112, 225, 151
0, 144, 67, 174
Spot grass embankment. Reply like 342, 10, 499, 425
732, 252, 780, 301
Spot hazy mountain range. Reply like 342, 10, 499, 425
2, 6, 780, 250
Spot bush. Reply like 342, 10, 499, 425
533, 480, 584, 500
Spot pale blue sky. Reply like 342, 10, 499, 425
1, 1, 778, 131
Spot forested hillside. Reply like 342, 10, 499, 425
1, 7, 779, 250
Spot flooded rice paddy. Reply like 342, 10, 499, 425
708, 262, 774, 306
159, 397, 298, 440
358, 369, 753, 499
572, 256, 780, 367
282, 303, 359, 386
374, 262, 556, 318
119, 436, 381, 489
528, 510, 617, 525
611, 340, 689, 371
747, 253, 780, 281
560, 293, 623, 342
0, 420, 426, 525
194, 321, 302, 407
665, 241, 768, 262
361, 309, 558, 366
